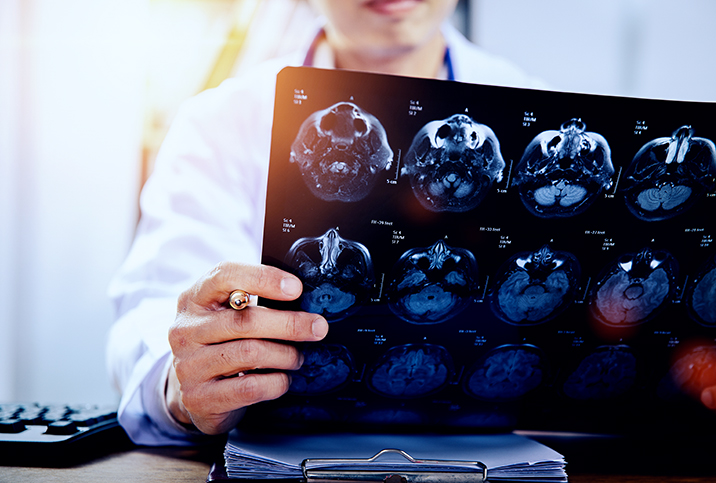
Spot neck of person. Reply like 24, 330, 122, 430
327, 33, 447, 79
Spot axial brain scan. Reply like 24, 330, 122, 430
290, 102, 393, 202
489, 245, 580, 325
621, 126, 716, 221
289, 344, 354, 395
589, 248, 677, 327
658, 344, 716, 402
685, 255, 716, 327
402, 114, 505, 212
387, 240, 478, 324
464, 345, 545, 401
512, 118, 614, 218
368, 344, 453, 398
285, 228, 374, 322
563, 346, 637, 400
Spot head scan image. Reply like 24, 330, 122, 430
621, 125, 716, 221
463, 344, 545, 401
512, 118, 614, 218
285, 228, 374, 322
367, 344, 453, 398
386, 240, 479, 324
401, 114, 505, 212
289, 344, 354, 395
290, 102, 393, 202
563, 345, 637, 400
588, 247, 677, 327
685, 254, 716, 327
658, 344, 716, 402
489, 245, 580, 325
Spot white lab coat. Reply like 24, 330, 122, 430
106, 24, 545, 446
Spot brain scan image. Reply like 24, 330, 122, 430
289, 344, 354, 395
367, 344, 453, 398
464, 344, 545, 401
563, 346, 637, 400
589, 248, 677, 327
621, 126, 716, 221
685, 255, 716, 327
489, 245, 580, 325
401, 114, 505, 212
658, 344, 716, 402
512, 118, 614, 218
290, 102, 393, 202
386, 240, 479, 324
285, 228, 374, 322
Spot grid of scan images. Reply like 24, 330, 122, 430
251, 66, 716, 435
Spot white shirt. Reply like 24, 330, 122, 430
106, 24, 545, 446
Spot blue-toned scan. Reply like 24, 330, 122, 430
367, 344, 453, 398
512, 118, 614, 218
563, 346, 637, 400
290, 102, 393, 202
289, 344, 354, 395
589, 248, 677, 327
685, 255, 716, 327
464, 344, 545, 401
285, 228, 374, 322
489, 245, 580, 325
621, 126, 716, 221
386, 240, 478, 324
658, 344, 716, 401
402, 114, 505, 212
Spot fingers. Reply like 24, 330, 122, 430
702, 386, 716, 410
190, 305, 328, 345
183, 262, 303, 311
181, 372, 291, 434
177, 338, 304, 383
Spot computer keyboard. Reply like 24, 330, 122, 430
0, 402, 132, 467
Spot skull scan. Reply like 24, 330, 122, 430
512, 119, 614, 218
563, 346, 637, 400
464, 344, 545, 401
685, 255, 716, 327
589, 248, 677, 327
367, 344, 453, 398
402, 114, 505, 212
387, 240, 479, 324
289, 344, 354, 395
290, 102, 393, 202
489, 245, 580, 325
621, 126, 716, 221
285, 228, 374, 322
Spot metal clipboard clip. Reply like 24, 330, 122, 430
301, 448, 487, 483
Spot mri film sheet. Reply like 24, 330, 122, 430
254, 67, 716, 435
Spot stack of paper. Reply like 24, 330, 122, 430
224, 431, 567, 482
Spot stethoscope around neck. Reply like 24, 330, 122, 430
302, 33, 456, 82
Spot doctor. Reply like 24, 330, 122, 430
107, 0, 545, 446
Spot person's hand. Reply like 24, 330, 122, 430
702, 386, 716, 411
166, 262, 328, 435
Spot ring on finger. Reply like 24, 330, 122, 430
228, 289, 252, 311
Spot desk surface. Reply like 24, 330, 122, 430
0, 447, 711, 483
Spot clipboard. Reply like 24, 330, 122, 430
301, 448, 487, 483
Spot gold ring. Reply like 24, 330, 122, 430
228, 289, 251, 310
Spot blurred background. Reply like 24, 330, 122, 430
1, 0, 715, 405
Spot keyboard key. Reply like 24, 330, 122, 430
45, 420, 79, 435
0, 418, 26, 433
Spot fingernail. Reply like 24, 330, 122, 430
702, 388, 715, 409
280, 277, 302, 297
312, 318, 328, 339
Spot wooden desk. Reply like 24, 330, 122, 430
0, 446, 711, 483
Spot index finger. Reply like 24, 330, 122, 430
187, 262, 303, 310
